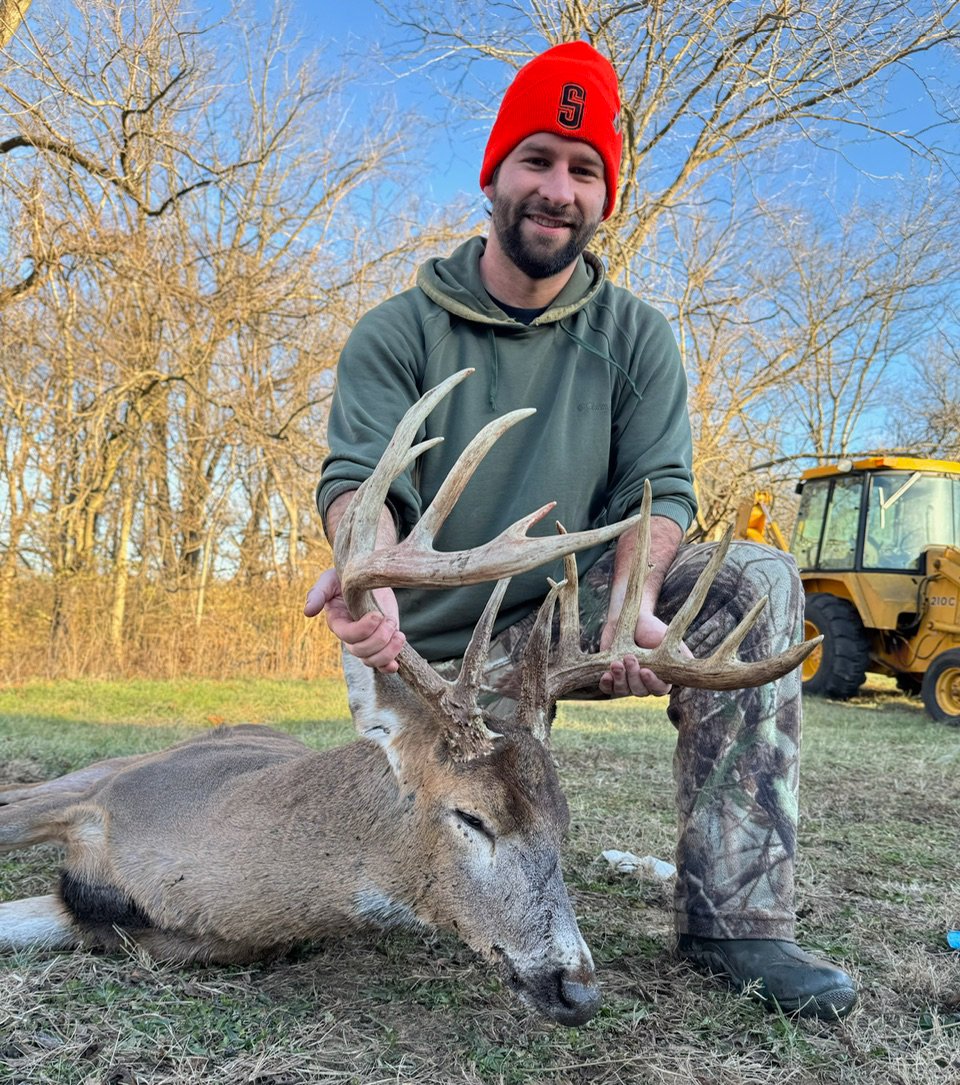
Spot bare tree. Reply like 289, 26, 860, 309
759, 195, 955, 461
0, 0, 31, 48
657, 198, 794, 538
0, 306, 44, 647
893, 336, 960, 459
0, 0, 430, 674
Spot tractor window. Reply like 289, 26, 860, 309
790, 480, 830, 569
863, 472, 960, 570
817, 475, 864, 570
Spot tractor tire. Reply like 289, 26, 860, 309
801, 593, 870, 700
920, 649, 960, 725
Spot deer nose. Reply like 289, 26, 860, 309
555, 972, 602, 1025
505, 958, 601, 1024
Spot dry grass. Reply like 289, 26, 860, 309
0, 573, 343, 683
1, 676, 958, 1085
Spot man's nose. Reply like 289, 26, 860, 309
537, 165, 574, 206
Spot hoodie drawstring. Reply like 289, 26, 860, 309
559, 323, 642, 404
487, 328, 500, 411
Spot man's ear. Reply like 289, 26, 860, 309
482, 163, 499, 203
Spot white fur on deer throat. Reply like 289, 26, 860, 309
350, 889, 426, 931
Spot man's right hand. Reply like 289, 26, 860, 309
304, 569, 406, 674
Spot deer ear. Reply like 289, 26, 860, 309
343, 651, 421, 776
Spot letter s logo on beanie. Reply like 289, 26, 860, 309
557, 83, 586, 130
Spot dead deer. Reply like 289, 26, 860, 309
0, 369, 817, 1025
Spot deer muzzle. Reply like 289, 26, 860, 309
504, 951, 601, 1025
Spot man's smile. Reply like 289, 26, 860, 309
526, 213, 573, 229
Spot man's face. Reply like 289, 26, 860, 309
484, 133, 606, 281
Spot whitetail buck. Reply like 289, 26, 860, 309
0, 370, 816, 1025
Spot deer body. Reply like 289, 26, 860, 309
0, 371, 817, 1025
0, 673, 598, 1023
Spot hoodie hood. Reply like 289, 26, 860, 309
416, 236, 607, 327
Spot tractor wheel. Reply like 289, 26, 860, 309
801, 593, 870, 700
920, 649, 960, 725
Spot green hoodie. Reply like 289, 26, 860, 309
319, 236, 696, 661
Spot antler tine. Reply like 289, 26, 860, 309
658, 525, 736, 648
456, 578, 511, 702
516, 577, 567, 743
511, 491, 823, 718
555, 534, 580, 650
710, 596, 770, 661
415, 577, 518, 761
334, 367, 476, 612
609, 481, 654, 648
410, 409, 537, 545
417, 577, 510, 763
518, 491, 651, 736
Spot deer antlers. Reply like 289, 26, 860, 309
333, 369, 820, 758
514, 481, 819, 740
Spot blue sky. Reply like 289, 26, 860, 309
269, 0, 958, 217
294, 2, 492, 211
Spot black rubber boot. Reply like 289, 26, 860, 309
676, 936, 858, 1020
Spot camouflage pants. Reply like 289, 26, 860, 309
432, 540, 804, 941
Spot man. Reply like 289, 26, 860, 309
306, 41, 857, 1020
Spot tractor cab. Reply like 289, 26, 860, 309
791, 456, 960, 574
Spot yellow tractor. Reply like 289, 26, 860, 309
737, 456, 960, 724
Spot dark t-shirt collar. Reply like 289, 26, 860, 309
487, 294, 550, 325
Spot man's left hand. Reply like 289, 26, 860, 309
597, 610, 688, 698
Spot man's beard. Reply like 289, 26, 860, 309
491, 192, 601, 280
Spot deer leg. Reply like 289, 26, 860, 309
0, 754, 145, 805
0, 895, 79, 951
0, 788, 109, 854
657, 541, 803, 941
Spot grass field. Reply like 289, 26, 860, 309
1, 677, 958, 1085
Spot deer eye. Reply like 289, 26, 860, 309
455, 809, 493, 839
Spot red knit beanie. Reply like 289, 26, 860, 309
480, 41, 623, 220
